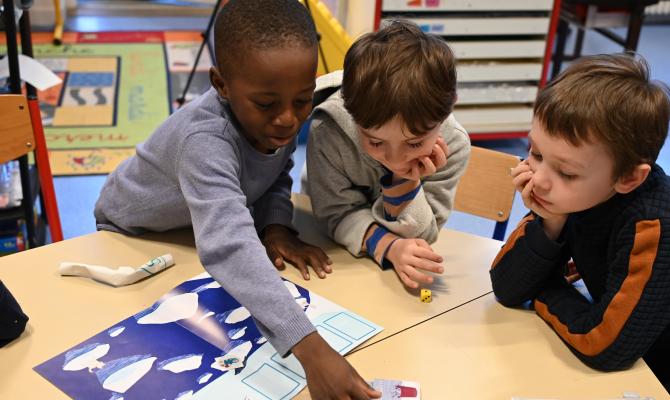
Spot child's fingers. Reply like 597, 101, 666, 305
413, 256, 444, 274
407, 162, 421, 181
266, 248, 285, 270
431, 141, 448, 169
306, 253, 328, 278
311, 247, 333, 273
512, 171, 533, 192
419, 156, 436, 177
397, 270, 419, 289
437, 136, 449, 156
403, 265, 435, 285
414, 240, 443, 263
510, 162, 531, 178
290, 257, 310, 280
521, 177, 536, 209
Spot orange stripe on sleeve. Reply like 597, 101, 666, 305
491, 214, 535, 269
535, 219, 661, 356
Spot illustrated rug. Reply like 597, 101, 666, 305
1, 31, 212, 175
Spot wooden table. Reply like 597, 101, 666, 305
0, 194, 502, 398
0, 229, 203, 398
345, 293, 670, 400
3, 194, 663, 399
287, 194, 502, 347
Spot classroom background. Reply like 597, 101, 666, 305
0, 0, 668, 252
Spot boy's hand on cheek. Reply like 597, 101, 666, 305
261, 225, 333, 280
385, 238, 444, 289
430, 136, 449, 170
511, 159, 533, 192
405, 137, 449, 181
519, 175, 567, 241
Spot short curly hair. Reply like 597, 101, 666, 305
214, 0, 318, 75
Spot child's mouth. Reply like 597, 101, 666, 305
532, 192, 551, 207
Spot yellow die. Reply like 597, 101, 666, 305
420, 288, 432, 303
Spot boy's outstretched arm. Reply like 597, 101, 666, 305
533, 218, 670, 371
177, 133, 316, 360
293, 332, 381, 399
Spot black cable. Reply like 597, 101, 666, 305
176, 0, 223, 109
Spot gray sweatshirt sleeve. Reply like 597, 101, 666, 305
177, 132, 315, 355
253, 150, 296, 233
370, 115, 471, 243
306, 117, 376, 257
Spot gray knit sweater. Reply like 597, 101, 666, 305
94, 88, 315, 355
303, 84, 471, 259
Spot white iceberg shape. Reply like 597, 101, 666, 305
98, 355, 156, 394
256, 337, 267, 344
193, 281, 221, 293
218, 306, 250, 324
186, 272, 211, 281
158, 354, 203, 373
295, 297, 309, 310
228, 327, 246, 340
108, 326, 125, 338
63, 343, 110, 372
211, 340, 253, 372
284, 281, 301, 298
137, 293, 199, 324
197, 372, 212, 384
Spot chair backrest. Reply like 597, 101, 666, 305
454, 146, 520, 240
0, 95, 35, 164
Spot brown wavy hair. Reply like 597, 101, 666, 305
535, 53, 670, 178
341, 19, 457, 136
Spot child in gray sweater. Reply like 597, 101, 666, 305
304, 20, 471, 290
94, 1, 380, 398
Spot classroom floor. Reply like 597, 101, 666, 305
52, 15, 670, 241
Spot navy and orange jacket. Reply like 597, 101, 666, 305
490, 164, 670, 371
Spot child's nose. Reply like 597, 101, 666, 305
384, 147, 404, 166
532, 166, 551, 190
272, 108, 297, 128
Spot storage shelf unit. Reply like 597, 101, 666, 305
375, 0, 562, 140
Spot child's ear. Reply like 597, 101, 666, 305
614, 163, 652, 194
210, 67, 228, 99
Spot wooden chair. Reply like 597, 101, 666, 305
0, 95, 40, 248
0, 95, 35, 162
454, 146, 520, 241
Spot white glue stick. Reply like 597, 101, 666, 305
59, 254, 175, 287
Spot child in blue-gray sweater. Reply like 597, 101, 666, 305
94, 1, 380, 398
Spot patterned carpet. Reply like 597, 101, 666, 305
1, 31, 212, 175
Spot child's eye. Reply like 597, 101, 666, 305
408, 141, 424, 149
530, 151, 542, 161
294, 98, 312, 107
369, 141, 383, 148
559, 171, 576, 180
254, 101, 273, 110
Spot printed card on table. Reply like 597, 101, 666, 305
35, 273, 383, 400
371, 379, 421, 400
